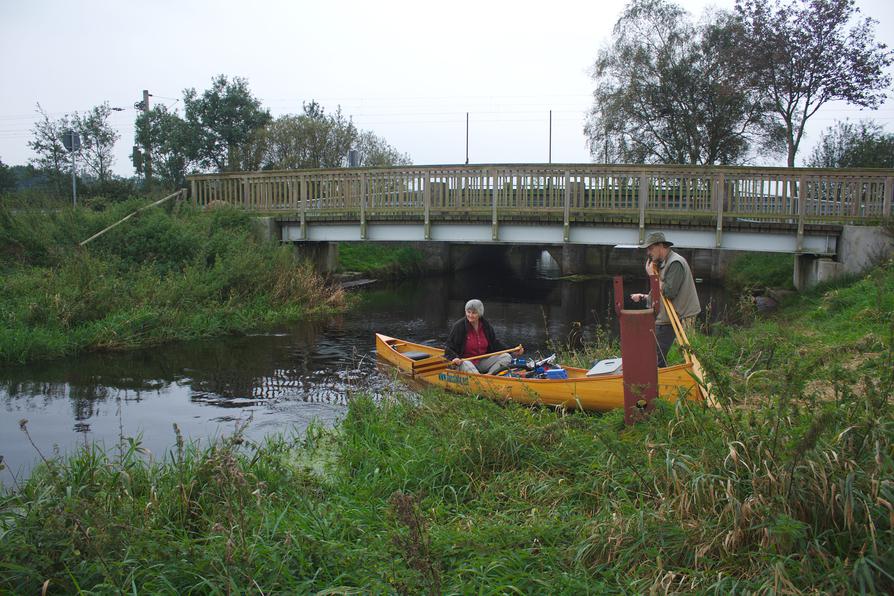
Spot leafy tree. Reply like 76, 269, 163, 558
806, 120, 894, 168
27, 103, 72, 191
73, 103, 119, 183
7, 165, 47, 190
230, 127, 268, 172
354, 131, 412, 167
183, 75, 272, 172
134, 79, 412, 180
263, 102, 357, 169
302, 102, 356, 168
732, 0, 893, 167
0, 158, 16, 193
584, 0, 773, 165
263, 104, 411, 170
261, 115, 308, 170
134, 105, 195, 188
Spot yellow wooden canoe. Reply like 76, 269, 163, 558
375, 333, 701, 412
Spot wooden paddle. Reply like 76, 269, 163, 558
457, 344, 523, 364
660, 294, 717, 407
412, 344, 523, 375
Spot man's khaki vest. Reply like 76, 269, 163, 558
652, 250, 701, 325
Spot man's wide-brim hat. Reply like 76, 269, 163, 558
641, 232, 673, 248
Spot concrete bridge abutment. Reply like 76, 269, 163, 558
294, 242, 339, 274
793, 225, 892, 290
560, 245, 587, 276
793, 255, 843, 291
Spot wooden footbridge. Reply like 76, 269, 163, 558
187, 164, 892, 256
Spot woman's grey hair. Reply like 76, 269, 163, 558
464, 299, 484, 317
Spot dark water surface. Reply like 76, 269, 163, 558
1, 263, 727, 482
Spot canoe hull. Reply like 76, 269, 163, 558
375, 333, 700, 412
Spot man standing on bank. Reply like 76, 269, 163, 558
629, 232, 701, 368
445, 299, 524, 375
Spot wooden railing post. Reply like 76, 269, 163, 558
242, 177, 250, 209
360, 173, 367, 240
714, 173, 725, 248
423, 173, 432, 240
300, 177, 307, 240
563, 171, 572, 242
885, 176, 893, 217
190, 179, 197, 207
491, 169, 499, 241
797, 173, 808, 252
638, 173, 648, 245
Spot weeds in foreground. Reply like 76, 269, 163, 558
2, 346, 890, 593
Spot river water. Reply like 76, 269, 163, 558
1, 259, 727, 483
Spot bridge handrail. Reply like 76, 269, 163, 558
186, 164, 894, 231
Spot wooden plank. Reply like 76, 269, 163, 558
714, 173, 724, 248
885, 176, 893, 217
491, 169, 499, 241
638, 173, 648, 244
797, 174, 807, 252
423, 172, 431, 240
300, 177, 307, 240
564, 170, 571, 242
360, 173, 367, 240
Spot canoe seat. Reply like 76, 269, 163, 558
402, 350, 433, 361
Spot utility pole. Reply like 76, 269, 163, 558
62, 130, 80, 207
604, 122, 609, 164
135, 89, 152, 187
549, 110, 552, 164
71, 144, 77, 206
465, 112, 469, 165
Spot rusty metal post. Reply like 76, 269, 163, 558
613, 275, 660, 425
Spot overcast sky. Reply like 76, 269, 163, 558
1, 0, 892, 176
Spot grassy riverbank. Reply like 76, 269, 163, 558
337, 241, 425, 278
724, 252, 795, 293
0, 199, 344, 365
1, 260, 890, 593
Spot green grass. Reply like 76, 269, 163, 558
725, 252, 795, 293
337, 242, 424, 277
0, 200, 345, 365
1, 260, 891, 593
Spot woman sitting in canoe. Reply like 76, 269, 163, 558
444, 299, 524, 375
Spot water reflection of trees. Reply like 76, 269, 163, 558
1, 272, 729, 430
0, 353, 169, 422
0, 313, 378, 425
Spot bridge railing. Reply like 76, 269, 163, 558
188, 164, 893, 224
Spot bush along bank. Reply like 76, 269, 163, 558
0, 260, 891, 593
0, 201, 345, 365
